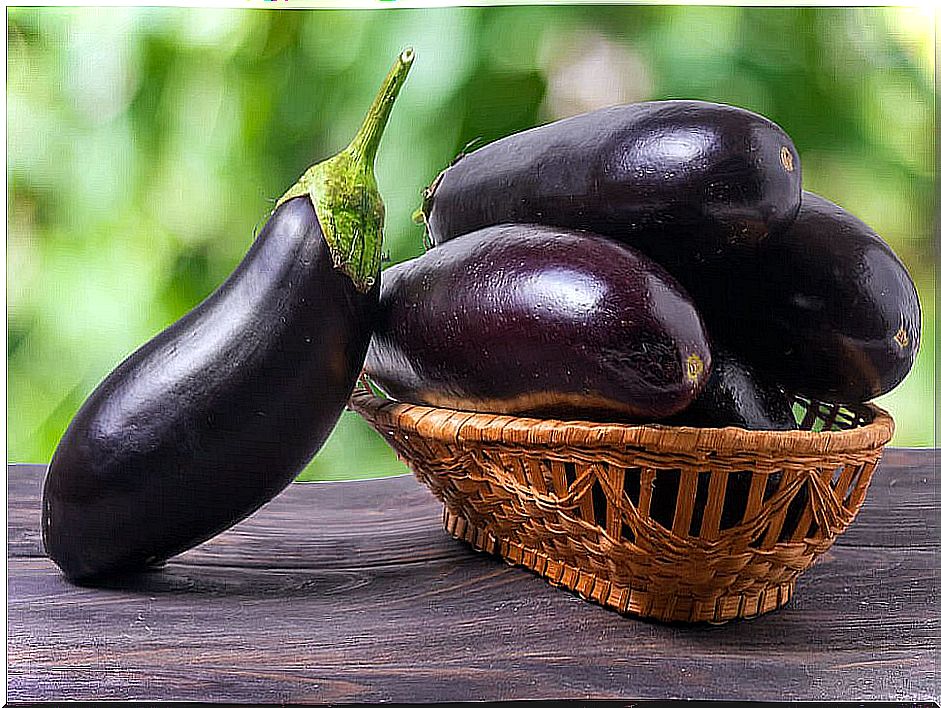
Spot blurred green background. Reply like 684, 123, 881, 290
8, 6, 936, 480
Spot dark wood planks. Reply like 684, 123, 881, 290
836, 448, 939, 550
7, 449, 938, 702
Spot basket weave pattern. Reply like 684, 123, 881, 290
350, 386, 894, 622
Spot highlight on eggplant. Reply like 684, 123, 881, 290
41, 48, 415, 584
365, 223, 712, 421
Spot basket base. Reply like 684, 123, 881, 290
443, 507, 795, 624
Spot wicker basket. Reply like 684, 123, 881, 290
349, 383, 894, 623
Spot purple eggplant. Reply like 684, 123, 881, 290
418, 101, 801, 251
41, 50, 415, 583
704, 192, 921, 403
666, 348, 796, 430
365, 223, 712, 420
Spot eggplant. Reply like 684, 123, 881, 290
364, 223, 712, 420
666, 348, 796, 430
41, 50, 415, 583
418, 101, 801, 250
701, 191, 921, 403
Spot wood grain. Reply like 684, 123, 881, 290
7, 449, 938, 702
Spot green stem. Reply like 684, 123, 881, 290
274, 48, 415, 293
348, 47, 415, 168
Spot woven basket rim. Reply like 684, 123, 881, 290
349, 386, 895, 457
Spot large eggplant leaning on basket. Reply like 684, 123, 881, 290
42, 50, 415, 583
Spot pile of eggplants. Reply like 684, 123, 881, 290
42, 50, 414, 583
367, 99, 922, 430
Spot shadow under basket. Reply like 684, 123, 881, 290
349, 385, 894, 623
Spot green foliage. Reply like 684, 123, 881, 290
7, 6, 936, 480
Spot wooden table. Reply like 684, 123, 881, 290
7, 449, 938, 702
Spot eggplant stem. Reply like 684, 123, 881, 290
275, 48, 415, 293
348, 47, 415, 169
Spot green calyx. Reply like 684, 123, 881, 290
278, 48, 415, 293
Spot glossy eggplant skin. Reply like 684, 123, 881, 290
42, 197, 377, 583
423, 101, 801, 249
365, 224, 712, 420
703, 192, 921, 403
666, 348, 796, 430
